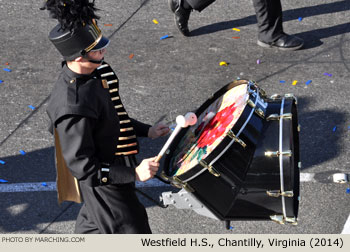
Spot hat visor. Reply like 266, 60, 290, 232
90, 36, 110, 51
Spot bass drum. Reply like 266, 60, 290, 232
162, 80, 300, 224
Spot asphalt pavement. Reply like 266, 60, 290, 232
0, 0, 349, 234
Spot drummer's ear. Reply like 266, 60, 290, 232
73, 56, 84, 62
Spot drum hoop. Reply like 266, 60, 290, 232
181, 81, 264, 183
279, 98, 287, 220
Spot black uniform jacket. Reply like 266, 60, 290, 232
46, 63, 151, 187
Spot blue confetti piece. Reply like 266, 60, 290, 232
0, 80, 3, 83
280, 80, 286, 83
332, 126, 337, 132
298, 17, 303, 21
42, 182, 48, 187
19, 150, 26, 155
229, 226, 234, 230
0, 179, 8, 183
28, 105, 36, 110
160, 35, 169, 40
3, 68, 11, 72
0, 160, 5, 165
305, 80, 312, 85
324, 72, 332, 77
346, 188, 350, 194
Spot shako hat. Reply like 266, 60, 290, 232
41, 0, 109, 60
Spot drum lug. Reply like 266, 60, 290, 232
255, 108, 265, 119
247, 99, 256, 108
284, 93, 298, 104
270, 215, 298, 225
266, 190, 294, 197
160, 171, 171, 182
172, 176, 195, 192
265, 150, 292, 157
266, 113, 292, 121
199, 160, 221, 177
227, 130, 247, 148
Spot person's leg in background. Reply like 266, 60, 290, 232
168, 0, 216, 36
253, 0, 304, 50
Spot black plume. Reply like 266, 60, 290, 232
40, 0, 100, 31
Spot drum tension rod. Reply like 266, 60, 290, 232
266, 190, 294, 198
270, 215, 298, 225
266, 113, 292, 121
247, 99, 265, 119
199, 160, 221, 177
265, 150, 292, 157
227, 130, 246, 148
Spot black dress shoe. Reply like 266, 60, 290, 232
168, 0, 191, 36
257, 34, 304, 51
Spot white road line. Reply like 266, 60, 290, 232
0, 172, 317, 193
0, 179, 169, 193
341, 214, 350, 234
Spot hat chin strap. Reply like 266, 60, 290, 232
88, 58, 104, 64
81, 52, 104, 64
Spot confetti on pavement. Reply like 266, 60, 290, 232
28, 105, 35, 110
219, 61, 228, 66
298, 17, 303, 21
152, 19, 159, 24
104, 24, 113, 26
346, 188, 350, 194
333, 126, 337, 132
0, 80, 3, 84
129, 53, 134, 59
280, 80, 286, 83
42, 182, 48, 187
232, 28, 240, 31
324, 72, 332, 77
0, 160, 5, 165
292, 80, 298, 86
5, 62, 9, 65
232, 37, 240, 39
257, 59, 261, 64
19, 150, 26, 155
305, 80, 312, 85
0, 179, 8, 183
3, 68, 11, 72
160, 35, 170, 40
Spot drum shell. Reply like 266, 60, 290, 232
228, 98, 300, 220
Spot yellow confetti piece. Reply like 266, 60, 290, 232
292, 80, 298, 86
220, 61, 228, 66
152, 19, 159, 24
232, 28, 240, 31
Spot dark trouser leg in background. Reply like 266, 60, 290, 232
168, 0, 193, 36
168, 0, 216, 36
252, 0, 283, 43
253, 0, 304, 50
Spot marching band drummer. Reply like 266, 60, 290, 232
41, 0, 169, 233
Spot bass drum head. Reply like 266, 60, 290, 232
165, 81, 249, 177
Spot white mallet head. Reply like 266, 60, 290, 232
176, 112, 197, 128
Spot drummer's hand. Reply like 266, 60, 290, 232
148, 122, 170, 139
135, 157, 159, 182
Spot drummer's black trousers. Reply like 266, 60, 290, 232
185, 0, 284, 43
75, 183, 151, 234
